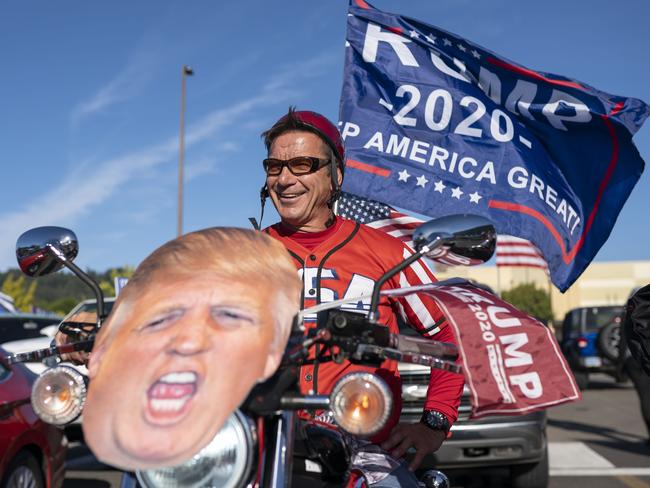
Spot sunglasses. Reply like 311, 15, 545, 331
263, 156, 330, 176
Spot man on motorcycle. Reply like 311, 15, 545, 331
259, 108, 464, 483
81, 227, 302, 470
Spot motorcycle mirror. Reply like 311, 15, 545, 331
412, 214, 496, 266
16, 226, 79, 277
16, 226, 106, 322
368, 214, 495, 321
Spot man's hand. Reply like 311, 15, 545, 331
381, 422, 446, 471
54, 311, 97, 366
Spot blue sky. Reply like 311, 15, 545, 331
1, 0, 648, 273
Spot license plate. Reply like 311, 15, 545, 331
584, 356, 601, 367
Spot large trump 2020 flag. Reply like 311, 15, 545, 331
339, 0, 649, 291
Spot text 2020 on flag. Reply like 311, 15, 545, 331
338, 0, 649, 291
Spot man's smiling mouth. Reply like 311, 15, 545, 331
145, 371, 197, 424
278, 192, 305, 200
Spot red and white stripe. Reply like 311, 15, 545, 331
496, 235, 548, 270
365, 210, 422, 248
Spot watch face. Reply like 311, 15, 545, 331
422, 410, 450, 432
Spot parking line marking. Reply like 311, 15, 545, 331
549, 442, 650, 477
549, 441, 614, 469
551, 468, 650, 476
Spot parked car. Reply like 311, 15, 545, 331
61, 297, 115, 323
399, 362, 548, 488
1, 299, 116, 368
5, 298, 116, 443
559, 305, 625, 389
2, 336, 59, 377
0, 347, 67, 488
397, 282, 547, 486
0, 314, 61, 345
396, 283, 548, 488
0, 314, 61, 377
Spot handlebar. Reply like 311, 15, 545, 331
6, 339, 94, 365
387, 334, 458, 361
292, 309, 462, 374
353, 344, 462, 374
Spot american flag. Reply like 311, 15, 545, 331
338, 192, 549, 270
496, 235, 548, 271
336, 192, 422, 248
337, 192, 471, 266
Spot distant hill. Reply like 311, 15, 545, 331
0, 268, 125, 314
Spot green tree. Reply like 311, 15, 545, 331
1, 273, 37, 312
502, 283, 553, 323
49, 297, 80, 316
99, 266, 135, 296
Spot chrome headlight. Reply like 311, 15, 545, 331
330, 372, 392, 437
31, 365, 87, 425
136, 410, 256, 488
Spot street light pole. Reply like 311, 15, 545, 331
177, 65, 194, 237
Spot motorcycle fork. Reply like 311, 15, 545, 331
261, 410, 296, 487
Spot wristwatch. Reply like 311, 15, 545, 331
420, 409, 450, 433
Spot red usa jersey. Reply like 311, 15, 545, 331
265, 217, 463, 439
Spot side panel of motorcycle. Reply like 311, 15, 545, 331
301, 421, 351, 478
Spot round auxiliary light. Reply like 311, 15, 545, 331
136, 409, 255, 488
330, 372, 392, 437
31, 365, 87, 425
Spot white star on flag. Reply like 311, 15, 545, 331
451, 187, 463, 199
434, 180, 446, 193
416, 175, 429, 188
458, 44, 467, 52
425, 34, 436, 44
469, 191, 482, 203
410, 30, 419, 39
471, 49, 481, 59
443, 38, 452, 46
398, 169, 411, 182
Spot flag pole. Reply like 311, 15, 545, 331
496, 264, 501, 296
177, 65, 194, 237
547, 271, 554, 325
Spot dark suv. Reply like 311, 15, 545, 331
0, 314, 61, 343
560, 305, 625, 389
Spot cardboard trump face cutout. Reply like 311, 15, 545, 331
83, 228, 301, 470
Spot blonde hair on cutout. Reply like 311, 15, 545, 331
97, 227, 301, 353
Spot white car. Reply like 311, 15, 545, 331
0, 314, 62, 375
2, 331, 88, 376
1, 298, 115, 374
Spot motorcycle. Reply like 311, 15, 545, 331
8, 214, 496, 488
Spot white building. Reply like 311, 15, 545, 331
432, 260, 650, 320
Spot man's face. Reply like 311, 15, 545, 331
266, 130, 341, 232
83, 274, 280, 470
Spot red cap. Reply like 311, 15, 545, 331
274, 110, 345, 167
